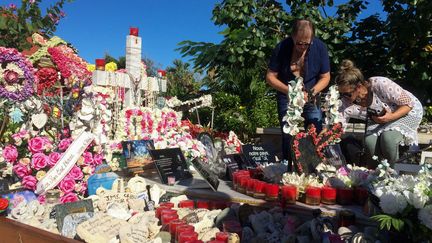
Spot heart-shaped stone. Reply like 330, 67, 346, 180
31, 113, 48, 129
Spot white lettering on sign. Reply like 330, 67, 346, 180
36, 132, 95, 195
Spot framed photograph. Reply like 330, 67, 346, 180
149, 147, 192, 184
122, 140, 155, 169
420, 151, 432, 165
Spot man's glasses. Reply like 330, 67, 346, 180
296, 41, 311, 46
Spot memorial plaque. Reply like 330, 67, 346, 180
149, 148, 192, 184
197, 132, 217, 163
55, 199, 94, 232
61, 212, 94, 238
76, 213, 128, 243
191, 158, 219, 191
291, 136, 322, 174
119, 224, 149, 243
222, 155, 240, 180
242, 144, 276, 166
122, 140, 155, 173
323, 144, 346, 168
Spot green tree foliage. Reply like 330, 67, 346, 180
179, 0, 432, 136
0, 0, 72, 51
103, 54, 160, 77
165, 59, 201, 100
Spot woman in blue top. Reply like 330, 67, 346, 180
266, 19, 330, 170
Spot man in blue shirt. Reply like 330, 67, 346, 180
266, 19, 330, 171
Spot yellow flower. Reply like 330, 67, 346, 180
239, 106, 245, 110
87, 64, 96, 72
105, 62, 118, 72
36, 171, 46, 181
424, 44, 432, 53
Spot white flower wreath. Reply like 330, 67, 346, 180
282, 77, 305, 136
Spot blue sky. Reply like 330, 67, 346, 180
5, 0, 384, 69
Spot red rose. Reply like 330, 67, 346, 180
0, 198, 9, 211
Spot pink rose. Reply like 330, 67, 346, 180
60, 192, 78, 204
22, 175, 37, 190
93, 153, 103, 166
59, 177, 75, 193
31, 153, 49, 170
58, 138, 72, 151
13, 163, 31, 178
69, 166, 83, 180
48, 152, 62, 167
82, 152, 93, 165
2, 145, 18, 163
37, 194, 46, 205
28, 137, 46, 153
337, 166, 350, 176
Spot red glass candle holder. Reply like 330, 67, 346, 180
211, 201, 228, 210
305, 186, 321, 205
354, 187, 369, 205
159, 202, 174, 208
232, 172, 240, 190
196, 200, 209, 209
237, 176, 249, 194
337, 188, 354, 205
246, 179, 257, 196
169, 219, 186, 237
161, 213, 178, 226
253, 181, 266, 199
281, 185, 297, 204
129, 27, 139, 36
207, 241, 225, 243
216, 231, 230, 242
155, 206, 171, 219
321, 186, 337, 205
176, 225, 195, 242
95, 59, 105, 70
179, 200, 195, 209
265, 184, 279, 201
178, 231, 198, 243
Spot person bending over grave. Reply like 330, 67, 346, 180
335, 59, 423, 168
266, 19, 330, 170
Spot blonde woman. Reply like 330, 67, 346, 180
335, 60, 423, 167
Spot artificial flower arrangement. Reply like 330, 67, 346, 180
281, 172, 322, 194
113, 107, 208, 164
165, 95, 213, 112
282, 77, 305, 136
29, 33, 91, 95
1, 127, 102, 204
323, 85, 343, 126
368, 159, 432, 241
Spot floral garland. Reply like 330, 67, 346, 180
2, 129, 101, 203
0, 47, 35, 101
35, 67, 59, 95
116, 107, 181, 141
323, 85, 342, 126
223, 131, 243, 154
282, 77, 305, 136
166, 95, 213, 112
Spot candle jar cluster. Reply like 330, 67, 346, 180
155, 200, 231, 243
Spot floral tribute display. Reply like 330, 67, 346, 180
282, 77, 305, 136
2, 128, 101, 204
0, 47, 35, 101
114, 107, 208, 163
369, 160, 432, 241
323, 85, 342, 126
29, 33, 91, 95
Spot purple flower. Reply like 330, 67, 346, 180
59, 11, 66, 17
29, 0, 35, 4
8, 4, 16, 10
0, 47, 35, 101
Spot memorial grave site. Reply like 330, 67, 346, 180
0, 1, 432, 243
